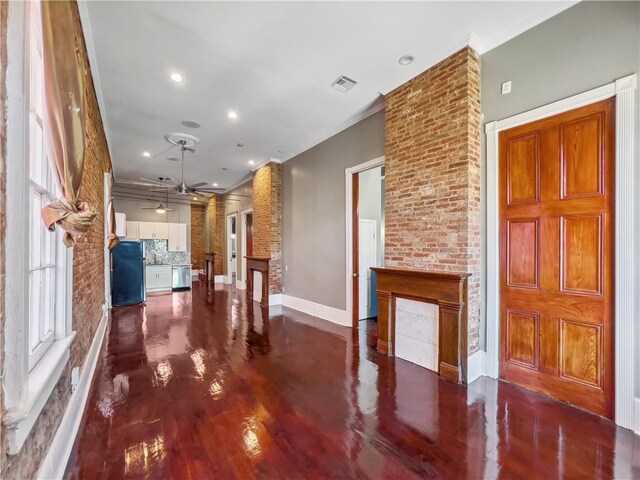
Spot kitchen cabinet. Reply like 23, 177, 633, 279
115, 213, 127, 237
139, 222, 169, 240
168, 223, 188, 252
145, 265, 172, 292
125, 221, 139, 239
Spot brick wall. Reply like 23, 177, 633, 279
191, 204, 205, 271
206, 195, 224, 275
384, 47, 481, 354
252, 163, 282, 294
0, 2, 112, 478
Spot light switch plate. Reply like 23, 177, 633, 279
501, 81, 512, 95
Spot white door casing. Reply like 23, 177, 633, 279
345, 156, 385, 327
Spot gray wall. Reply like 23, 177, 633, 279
283, 110, 385, 309
480, 0, 640, 392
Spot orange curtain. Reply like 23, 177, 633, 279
40, 1, 97, 247
106, 198, 120, 250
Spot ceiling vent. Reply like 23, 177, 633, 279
331, 75, 358, 93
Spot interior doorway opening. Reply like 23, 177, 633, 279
239, 210, 253, 290
226, 213, 237, 284
347, 159, 385, 329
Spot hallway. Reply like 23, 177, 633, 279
65, 283, 639, 479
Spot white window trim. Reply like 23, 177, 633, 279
485, 74, 637, 431
3, 1, 75, 454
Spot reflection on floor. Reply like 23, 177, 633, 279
66, 282, 639, 479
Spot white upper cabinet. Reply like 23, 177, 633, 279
125, 221, 139, 239
115, 212, 127, 237
138, 222, 170, 240
153, 222, 169, 240
168, 223, 188, 252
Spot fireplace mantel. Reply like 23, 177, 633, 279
245, 256, 270, 308
371, 267, 470, 384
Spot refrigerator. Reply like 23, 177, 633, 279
111, 240, 146, 306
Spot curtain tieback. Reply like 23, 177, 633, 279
42, 197, 97, 247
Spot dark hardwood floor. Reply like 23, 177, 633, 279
65, 282, 639, 479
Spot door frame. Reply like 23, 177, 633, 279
239, 208, 253, 290
345, 155, 385, 329
485, 74, 637, 430
225, 212, 238, 285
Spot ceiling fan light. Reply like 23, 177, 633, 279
156, 206, 166, 214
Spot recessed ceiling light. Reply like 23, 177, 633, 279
170, 72, 183, 82
399, 55, 415, 65
248, 160, 255, 166
193, 197, 197, 200
181, 120, 201, 129
213, 182, 218, 187
228, 111, 238, 119
142, 151, 151, 157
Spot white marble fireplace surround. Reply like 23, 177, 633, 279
395, 298, 439, 372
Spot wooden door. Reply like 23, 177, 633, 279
246, 214, 253, 256
499, 98, 614, 418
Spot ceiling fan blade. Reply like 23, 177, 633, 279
149, 188, 173, 193
188, 182, 208, 189
196, 187, 225, 192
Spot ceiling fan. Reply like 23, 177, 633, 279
142, 135, 225, 197
141, 177, 173, 214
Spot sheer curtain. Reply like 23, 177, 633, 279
40, 1, 97, 247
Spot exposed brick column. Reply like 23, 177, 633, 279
206, 195, 224, 275
384, 47, 481, 354
190, 204, 205, 271
252, 162, 282, 294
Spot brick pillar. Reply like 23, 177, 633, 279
190, 204, 206, 271
384, 47, 481, 354
206, 195, 224, 275
252, 162, 282, 294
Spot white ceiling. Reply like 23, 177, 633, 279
79, 1, 575, 192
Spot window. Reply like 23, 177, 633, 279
2, 0, 75, 454
27, 0, 64, 368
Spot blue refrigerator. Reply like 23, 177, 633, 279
111, 240, 146, 306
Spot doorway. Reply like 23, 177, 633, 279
346, 156, 385, 329
240, 210, 253, 290
499, 98, 615, 418
226, 214, 237, 284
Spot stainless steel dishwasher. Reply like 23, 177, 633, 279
172, 265, 192, 290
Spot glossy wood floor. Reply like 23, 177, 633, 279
66, 282, 640, 479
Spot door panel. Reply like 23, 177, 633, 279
506, 218, 539, 288
499, 98, 614, 419
507, 133, 540, 204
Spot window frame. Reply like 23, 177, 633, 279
2, 0, 75, 455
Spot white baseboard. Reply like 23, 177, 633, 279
37, 305, 109, 480
467, 350, 487, 384
269, 293, 282, 306
214, 275, 224, 283
236, 280, 246, 290
280, 294, 350, 327
634, 398, 640, 435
